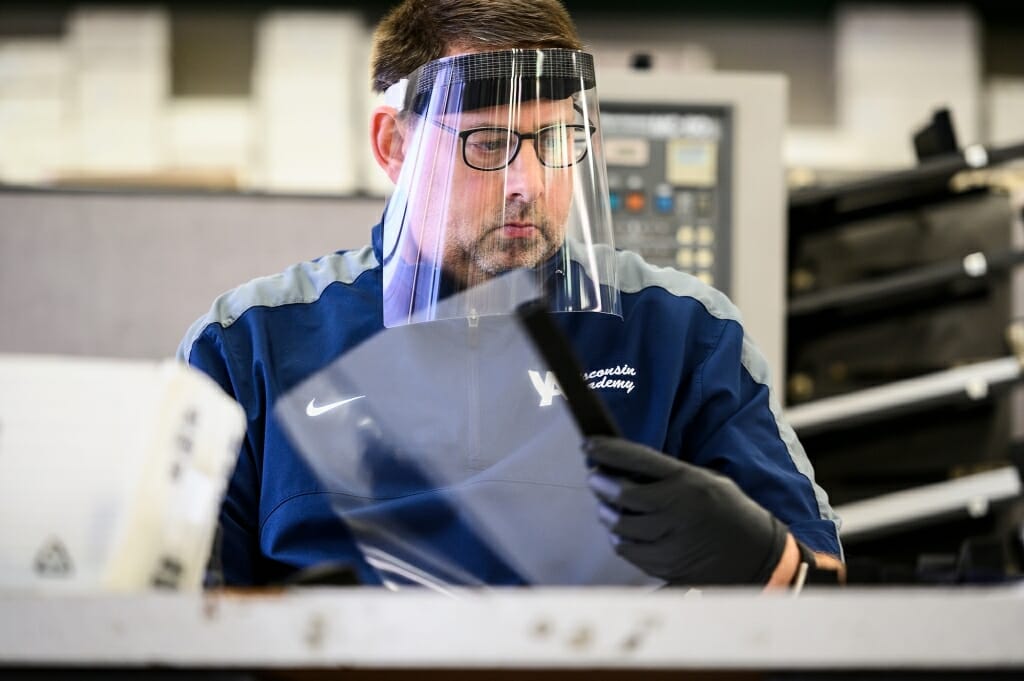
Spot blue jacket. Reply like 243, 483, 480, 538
179, 224, 841, 586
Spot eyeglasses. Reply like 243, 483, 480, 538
428, 119, 597, 171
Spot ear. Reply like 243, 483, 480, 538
370, 105, 406, 184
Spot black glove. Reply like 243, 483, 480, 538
584, 435, 789, 586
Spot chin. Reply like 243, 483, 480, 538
482, 249, 548, 274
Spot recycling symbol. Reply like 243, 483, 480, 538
34, 536, 74, 577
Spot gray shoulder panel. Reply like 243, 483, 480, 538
177, 245, 378, 363
612, 247, 744, 323
613, 248, 841, 541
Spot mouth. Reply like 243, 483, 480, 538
500, 222, 539, 239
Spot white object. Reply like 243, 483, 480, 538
0, 588, 1022, 668
0, 39, 69, 183
0, 98, 67, 184
836, 5, 981, 169
165, 98, 254, 183
253, 11, 367, 194
0, 355, 245, 592
65, 7, 170, 174
986, 77, 1024, 146
785, 356, 1022, 435
835, 466, 1022, 540
67, 7, 170, 69
0, 39, 68, 99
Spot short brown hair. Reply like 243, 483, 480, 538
371, 0, 583, 93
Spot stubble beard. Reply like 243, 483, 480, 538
450, 201, 561, 284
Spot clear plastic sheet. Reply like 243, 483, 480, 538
275, 272, 656, 589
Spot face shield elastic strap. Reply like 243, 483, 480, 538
384, 49, 596, 115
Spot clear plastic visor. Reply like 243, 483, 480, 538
379, 49, 620, 328
275, 272, 656, 589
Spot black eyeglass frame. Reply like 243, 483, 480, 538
428, 118, 598, 172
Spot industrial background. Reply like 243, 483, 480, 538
2, 0, 1024, 585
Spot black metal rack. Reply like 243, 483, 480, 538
789, 247, 1024, 320
789, 141, 1024, 237
786, 136, 1024, 580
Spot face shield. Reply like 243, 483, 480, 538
379, 49, 620, 328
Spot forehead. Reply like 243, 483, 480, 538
448, 97, 576, 127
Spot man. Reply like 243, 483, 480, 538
179, 0, 843, 588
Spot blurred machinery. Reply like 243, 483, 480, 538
786, 116, 1024, 582
598, 67, 788, 392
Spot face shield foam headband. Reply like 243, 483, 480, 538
378, 48, 621, 328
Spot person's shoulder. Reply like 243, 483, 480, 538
612, 248, 742, 326
179, 245, 378, 359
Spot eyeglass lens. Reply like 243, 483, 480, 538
463, 125, 591, 170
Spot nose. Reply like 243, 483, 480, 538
504, 138, 546, 201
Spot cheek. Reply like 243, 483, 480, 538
453, 170, 504, 217
547, 174, 574, 214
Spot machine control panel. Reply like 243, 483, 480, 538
600, 105, 732, 292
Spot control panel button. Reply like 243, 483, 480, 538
609, 192, 622, 212
675, 249, 694, 269
625, 192, 646, 213
696, 191, 713, 219
676, 191, 694, 217
696, 248, 714, 268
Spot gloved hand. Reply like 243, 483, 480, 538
584, 435, 789, 586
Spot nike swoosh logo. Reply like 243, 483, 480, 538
305, 395, 365, 417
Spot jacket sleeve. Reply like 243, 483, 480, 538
177, 323, 264, 585
684, 318, 842, 558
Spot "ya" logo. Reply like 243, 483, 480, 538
528, 370, 564, 407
